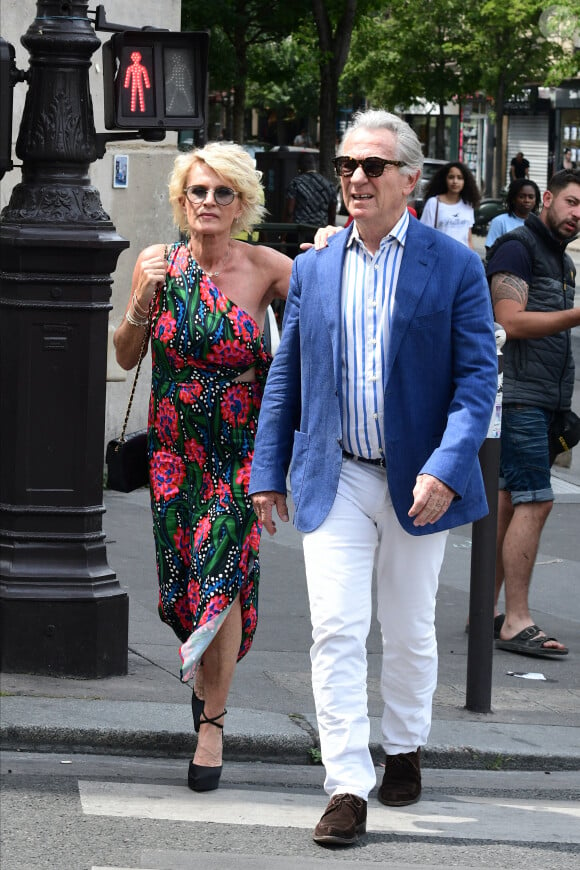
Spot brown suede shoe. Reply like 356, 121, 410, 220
378, 748, 421, 806
313, 793, 367, 845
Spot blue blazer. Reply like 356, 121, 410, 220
250, 218, 498, 535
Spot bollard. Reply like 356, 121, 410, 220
465, 325, 505, 712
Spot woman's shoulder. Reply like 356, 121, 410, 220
236, 238, 292, 270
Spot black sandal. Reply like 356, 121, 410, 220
188, 709, 227, 792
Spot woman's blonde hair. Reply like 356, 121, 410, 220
168, 141, 266, 236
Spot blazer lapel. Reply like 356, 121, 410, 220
385, 223, 436, 382
317, 229, 350, 392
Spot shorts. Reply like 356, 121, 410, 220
498, 405, 554, 505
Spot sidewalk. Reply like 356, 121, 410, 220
2, 466, 579, 771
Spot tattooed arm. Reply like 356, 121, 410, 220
491, 271, 580, 339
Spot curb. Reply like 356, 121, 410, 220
2, 698, 579, 772
2, 726, 578, 772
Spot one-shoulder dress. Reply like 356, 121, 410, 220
147, 242, 271, 682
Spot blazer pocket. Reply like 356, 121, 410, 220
407, 307, 448, 331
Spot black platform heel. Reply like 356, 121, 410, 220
188, 708, 227, 793
191, 687, 204, 733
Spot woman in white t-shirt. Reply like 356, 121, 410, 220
420, 161, 480, 248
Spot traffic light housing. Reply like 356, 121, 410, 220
103, 31, 209, 131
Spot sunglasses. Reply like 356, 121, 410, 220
183, 185, 239, 206
333, 156, 407, 178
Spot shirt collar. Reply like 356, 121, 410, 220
346, 208, 410, 250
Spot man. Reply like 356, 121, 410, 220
510, 151, 530, 181
284, 152, 337, 227
249, 110, 497, 846
487, 169, 580, 658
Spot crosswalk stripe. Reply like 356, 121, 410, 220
79, 782, 580, 844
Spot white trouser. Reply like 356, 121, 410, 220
302, 458, 447, 800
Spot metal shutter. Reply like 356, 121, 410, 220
506, 116, 549, 190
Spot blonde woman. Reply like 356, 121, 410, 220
114, 142, 291, 792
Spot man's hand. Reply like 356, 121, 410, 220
251, 491, 289, 535
299, 224, 344, 252
408, 474, 455, 527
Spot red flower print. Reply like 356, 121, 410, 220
179, 381, 203, 404
242, 604, 258, 637
221, 384, 251, 427
247, 522, 261, 555
168, 245, 189, 276
155, 397, 179, 445
200, 276, 229, 312
199, 593, 230, 625
217, 479, 233, 508
206, 339, 251, 369
185, 439, 207, 466
174, 593, 192, 630
235, 463, 251, 490
200, 473, 215, 501
165, 348, 186, 370
231, 308, 258, 343
155, 310, 177, 344
188, 584, 200, 615
193, 515, 211, 549
150, 450, 186, 501
173, 526, 192, 567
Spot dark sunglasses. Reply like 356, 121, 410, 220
333, 156, 407, 178
183, 185, 239, 206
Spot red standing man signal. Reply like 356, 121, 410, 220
124, 50, 151, 113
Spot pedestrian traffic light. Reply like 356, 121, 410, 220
103, 31, 209, 131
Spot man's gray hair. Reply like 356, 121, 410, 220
339, 109, 424, 178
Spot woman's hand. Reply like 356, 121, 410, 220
113, 244, 167, 371
300, 224, 343, 252
133, 245, 167, 310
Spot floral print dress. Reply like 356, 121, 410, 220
148, 242, 271, 682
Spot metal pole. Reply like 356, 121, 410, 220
465, 329, 505, 712
0, 1, 129, 676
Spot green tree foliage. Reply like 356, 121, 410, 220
344, 0, 578, 191
246, 31, 320, 143
181, 0, 312, 142
473, 0, 578, 192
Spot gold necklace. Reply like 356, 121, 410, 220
191, 243, 231, 278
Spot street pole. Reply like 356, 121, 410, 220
465, 328, 505, 712
0, 1, 130, 676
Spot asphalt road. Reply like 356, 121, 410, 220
1, 752, 579, 870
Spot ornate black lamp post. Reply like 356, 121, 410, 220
0, 1, 129, 676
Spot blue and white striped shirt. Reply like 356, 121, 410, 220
341, 209, 409, 460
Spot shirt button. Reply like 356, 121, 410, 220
373, 413, 379, 420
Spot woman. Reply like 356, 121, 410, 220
420, 161, 480, 248
485, 178, 541, 255
114, 142, 292, 792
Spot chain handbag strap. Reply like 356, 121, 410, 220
117, 244, 169, 445
118, 325, 150, 444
